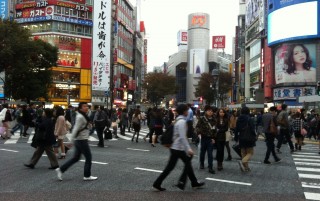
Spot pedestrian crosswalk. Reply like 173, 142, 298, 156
0, 127, 152, 145
292, 144, 320, 201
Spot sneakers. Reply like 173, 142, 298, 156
153, 185, 166, 191
192, 181, 205, 189
83, 176, 98, 181
275, 158, 282, 163
264, 160, 271, 165
238, 161, 245, 172
55, 168, 63, 181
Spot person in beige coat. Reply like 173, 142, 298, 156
54, 107, 68, 159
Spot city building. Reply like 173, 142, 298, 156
14, 0, 94, 106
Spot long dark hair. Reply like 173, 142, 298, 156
55, 106, 64, 119
285, 44, 312, 74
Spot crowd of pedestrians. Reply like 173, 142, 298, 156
1, 101, 320, 189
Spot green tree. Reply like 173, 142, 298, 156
0, 19, 58, 103
195, 71, 232, 106
142, 72, 177, 106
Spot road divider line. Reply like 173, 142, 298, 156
135, 167, 162, 173
127, 148, 150, 152
80, 160, 108, 165
206, 178, 252, 186
297, 167, 320, 172
0, 149, 19, 153
302, 184, 320, 189
299, 173, 320, 179
304, 192, 320, 201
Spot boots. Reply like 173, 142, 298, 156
295, 143, 298, 151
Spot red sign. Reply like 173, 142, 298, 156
212, 36, 226, 49
181, 32, 187, 42
191, 15, 206, 26
16, 0, 92, 12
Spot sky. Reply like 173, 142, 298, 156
130, 0, 239, 72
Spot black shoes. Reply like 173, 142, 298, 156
200, 164, 204, 169
275, 158, 282, 163
24, 164, 35, 169
175, 182, 185, 190
48, 166, 59, 169
153, 185, 166, 191
225, 156, 232, 161
192, 181, 205, 189
264, 160, 271, 165
208, 168, 215, 174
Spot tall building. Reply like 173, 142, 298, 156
14, 0, 94, 106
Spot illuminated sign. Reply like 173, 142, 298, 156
55, 84, 77, 89
191, 15, 206, 26
0, 0, 8, 19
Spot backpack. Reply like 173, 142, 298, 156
161, 119, 182, 148
239, 117, 256, 143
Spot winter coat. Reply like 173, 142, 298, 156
195, 116, 217, 139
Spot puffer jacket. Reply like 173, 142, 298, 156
195, 116, 217, 139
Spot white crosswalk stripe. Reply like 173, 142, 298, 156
293, 144, 320, 200
2, 127, 152, 144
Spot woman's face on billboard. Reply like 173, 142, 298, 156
293, 45, 306, 65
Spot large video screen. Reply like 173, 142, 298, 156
274, 43, 317, 84
268, 0, 319, 46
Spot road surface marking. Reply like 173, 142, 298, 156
206, 178, 252, 186
297, 167, 320, 173
294, 158, 320, 162
127, 148, 150, 152
294, 152, 318, 155
299, 174, 320, 179
0, 149, 19, 153
135, 167, 162, 173
302, 183, 320, 189
295, 162, 320, 167
304, 192, 320, 200
80, 160, 108, 165
4, 135, 20, 144
293, 155, 320, 159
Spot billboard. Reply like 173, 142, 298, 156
246, 0, 263, 28
92, 0, 112, 91
188, 13, 209, 30
268, 0, 319, 46
189, 49, 205, 77
274, 86, 315, 100
0, 0, 8, 19
177, 30, 188, 45
274, 43, 317, 84
212, 36, 225, 49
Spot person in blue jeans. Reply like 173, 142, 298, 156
55, 102, 97, 181
11, 105, 24, 135
195, 105, 218, 174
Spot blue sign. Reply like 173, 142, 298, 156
0, 0, 8, 19
15, 15, 93, 27
104, 91, 109, 97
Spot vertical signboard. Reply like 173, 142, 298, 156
92, 0, 112, 92
189, 49, 205, 77
0, 0, 8, 19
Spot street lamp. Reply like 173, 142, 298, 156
211, 69, 220, 107
67, 80, 71, 106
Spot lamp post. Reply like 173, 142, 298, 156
67, 80, 71, 106
211, 69, 220, 107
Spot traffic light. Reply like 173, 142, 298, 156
317, 82, 320, 96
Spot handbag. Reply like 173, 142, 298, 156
300, 120, 307, 136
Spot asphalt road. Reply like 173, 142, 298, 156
0, 127, 319, 201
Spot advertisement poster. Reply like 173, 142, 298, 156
189, 49, 205, 77
0, 0, 8, 19
275, 43, 317, 84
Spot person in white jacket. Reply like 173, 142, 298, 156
55, 102, 97, 181
153, 104, 205, 191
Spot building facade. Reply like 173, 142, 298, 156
14, 0, 94, 106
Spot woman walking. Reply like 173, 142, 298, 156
54, 107, 68, 159
216, 108, 229, 170
153, 104, 205, 191
291, 112, 306, 151
151, 108, 164, 147
24, 109, 59, 169
131, 109, 141, 142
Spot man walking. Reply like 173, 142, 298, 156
262, 106, 281, 164
55, 102, 98, 181
276, 104, 295, 153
